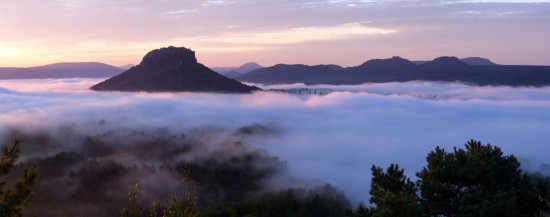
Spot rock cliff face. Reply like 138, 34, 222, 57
139, 47, 197, 69
91, 46, 260, 93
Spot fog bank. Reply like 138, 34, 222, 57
1, 79, 550, 203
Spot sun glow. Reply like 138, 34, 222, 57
0, 23, 397, 67
179, 23, 397, 45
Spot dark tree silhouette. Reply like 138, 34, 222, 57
417, 140, 547, 217
347, 140, 549, 217
120, 177, 199, 217
0, 141, 36, 217
369, 164, 422, 217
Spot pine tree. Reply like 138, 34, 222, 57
347, 140, 549, 217
416, 139, 547, 217
121, 173, 199, 217
0, 141, 37, 217
369, 164, 422, 217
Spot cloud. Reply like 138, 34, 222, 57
450, 0, 550, 3
201, 0, 237, 6
299, 0, 423, 8
252, 82, 550, 102
166, 9, 199, 15
177, 23, 397, 46
1, 0, 549, 67
1, 79, 550, 204
0, 22, 396, 67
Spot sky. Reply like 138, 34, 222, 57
1, 79, 550, 203
0, 0, 549, 67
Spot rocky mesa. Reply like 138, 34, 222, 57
91, 46, 260, 93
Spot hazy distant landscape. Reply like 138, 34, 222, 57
2, 0, 550, 216
1, 46, 550, 216
0, 62, 123, 79
4, 56, 550, 87
2, 76, 550, 215
0, 45, 550, 216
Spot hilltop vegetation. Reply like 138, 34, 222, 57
3, 126, 350, 216
2, 135, 549, 216
347, 140, 550, 217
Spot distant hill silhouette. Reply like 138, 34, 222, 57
412, 57, 497, 66
237, 64, 343, 85
236, 56, 550, 87
211, 67, 236, 74
341, 57, 421, 83
91, 46, 260, 93
213, 62, 263, 78
357, 56, 416, 71
461, 57, 497, 66
234, 62, 263, 74
0, 62, 123, 79
419, 56, 472, 71
222, 71, 243, 79
118, 64, 135, 70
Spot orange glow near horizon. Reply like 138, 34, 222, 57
0, 23, 398, 68
1, 1, 549, 67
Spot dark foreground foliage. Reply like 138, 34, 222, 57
3, 128, 351, 217
348, 139, 550, 217
120, 178, 199, 217
0, 141, 36, 217
4, 132, 550, 217
200, 185, 350, 217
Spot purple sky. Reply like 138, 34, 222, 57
1, 0, 549, 67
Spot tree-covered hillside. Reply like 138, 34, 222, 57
2, 136, 549, 217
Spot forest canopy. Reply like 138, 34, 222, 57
2, 136, 549, 217
348, 140, 550, 217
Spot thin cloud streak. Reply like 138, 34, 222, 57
449, 0, 550, 3
178, 23, 397, 45
0, 23, 396, 67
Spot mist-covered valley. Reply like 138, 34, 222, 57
1, 78, 550, 216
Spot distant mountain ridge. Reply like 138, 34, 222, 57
236, 56, 550, 87
118, 64, 135, 70
91, 46, 259, 93
234, 62, 263, 74
0, 62, 123, 79
3, 55, 547, 87
412, 57, 498, 66
212, 62, 263, 78
461, 57, 497, 66
356, 56, 416, 72
238, 64, 343, 85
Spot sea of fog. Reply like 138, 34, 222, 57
1, 78, 550, 203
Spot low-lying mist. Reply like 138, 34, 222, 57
4, 123, 298, 216
1, 78, 550, 208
